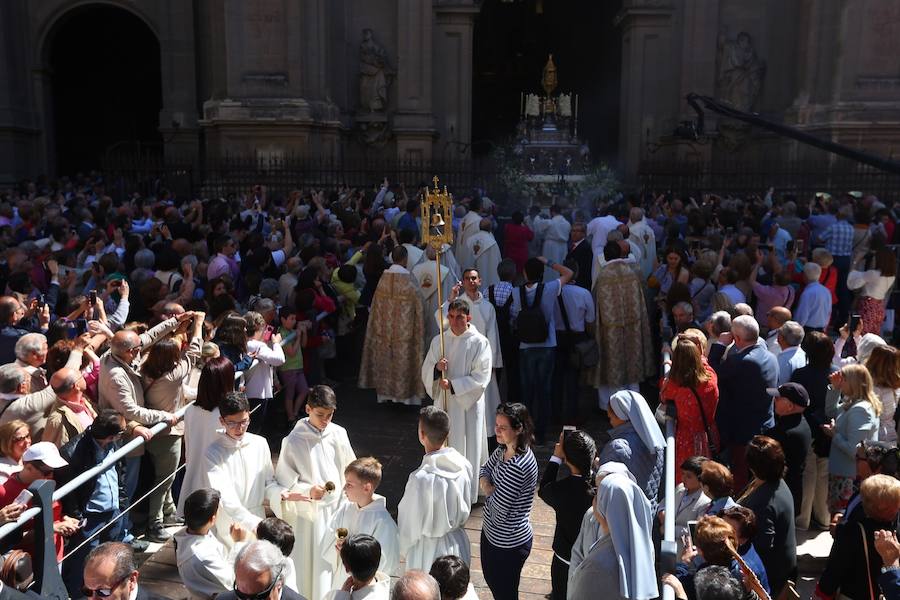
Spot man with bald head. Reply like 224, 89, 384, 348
464, 219, 501, 289
391, 570, 441, 600
99, 313, 188, 544
764, 306, 792, 355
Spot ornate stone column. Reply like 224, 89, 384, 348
433, 1, 480, 159
394, 0, 436, 159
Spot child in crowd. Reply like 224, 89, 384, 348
325, 457, 400, 590
257, 516, 300, 593
277, 307, 310, 423
270, 385, 357, 600
174, 488, 247, 598
328, 534, 391, 600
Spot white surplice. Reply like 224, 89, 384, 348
413, 261, 454, 343
323, 494, 400, 591
466, 230, 502, 289
324, 572, 391, 600
268, 419, 357, 600
204, 431, 277, 548
454, 210, 482, 269
174, 529, 245, 599
628, 217, 657, 278
397, 447, 473, 571
534, 215, 571, 281
403, 243, 425, 269
177, 405, 220, 517
420, 325, 491, 505
436, 294, 504, 430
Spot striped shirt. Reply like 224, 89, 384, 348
479, 446, 539, 548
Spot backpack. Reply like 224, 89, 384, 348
515, 284, 549, 343
488, 284, 514, 342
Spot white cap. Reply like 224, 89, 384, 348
23, 442, 68, 469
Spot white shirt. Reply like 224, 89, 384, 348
245, 339, 286, 399
847, 270, 896, 301
553, 283, 596, 333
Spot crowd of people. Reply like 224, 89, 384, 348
0, 176, 895, 600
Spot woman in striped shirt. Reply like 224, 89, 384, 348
479, 402, 540, 600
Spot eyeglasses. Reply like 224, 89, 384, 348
233, 566, 283, 600
82, 573, 130, 598
223, 418, 251, 429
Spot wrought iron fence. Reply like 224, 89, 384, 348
637, 158, 900, 199
100, 155, 503, 203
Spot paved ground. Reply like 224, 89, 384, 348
136, 379, 833, 599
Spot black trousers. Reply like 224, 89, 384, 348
480, 532, 532, 600
550, 553, 570, 600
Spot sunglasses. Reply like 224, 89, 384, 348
233, 566, 282, 600
82, 573, 129, 598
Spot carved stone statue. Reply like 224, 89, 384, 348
557, 93, 572, 117
542, 54, 558, 97
716, 29, 765, 112
359, 28, 393, 113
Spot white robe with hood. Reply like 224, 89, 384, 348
397, 447, 473, 571
268, 419, 357, 600
324, 572, 391, 600
323, 494, 400, 590
454, 210, 482, 269
465, 230, 502, 289
420, 325, 492, 504
413, 261, 454, 343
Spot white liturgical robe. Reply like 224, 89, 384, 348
534, 215, 571, 281
204, 431, 277, 548
323, 494, 399, 591
413, 261, 454, 343
324, 572, 391, 600
420, 325, 491, 504
455, 210, 482, 269
403, 243, 425, 269
465, 231, 502, 289
436, 294, 504, 429
174, 529, 244, 598
268, 419, 357, 600
397, 447, 473, 571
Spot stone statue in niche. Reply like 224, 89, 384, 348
359, 28, 393, 113
716, 29, 765, 112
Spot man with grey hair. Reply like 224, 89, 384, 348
704, 310, 732, 354
672, 301, 700, 333
13, 332, 48, 391
776, 321, 806, 385
709, 314, 779, 490
216, 540, 306, 600
794, 262, 831, 333
279, 256, 303, 307
391, 570, 441, 600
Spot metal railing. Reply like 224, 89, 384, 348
660, 346, 677, 600
0, 402, 194, 600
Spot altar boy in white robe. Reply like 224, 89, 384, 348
323, 457, 399, 591
421, 299, 491, 505
397, 406, 473, 571
465, 219, 501, 290
413, 246, 455, 343
437, 270, 504, 448
454, 198, 483, 269
204, 392, 279, 549
534, 205, 571, 281
269, 385, 357, 600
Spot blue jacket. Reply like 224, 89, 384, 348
709, 342, 779, 445
598, 421, 664, 506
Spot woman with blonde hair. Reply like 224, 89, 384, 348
0, 420, 30, 484
865, 345, 900, 443
824, 364, 882, 514
660, 334, 719, 482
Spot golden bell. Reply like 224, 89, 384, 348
430, 213, 445, 227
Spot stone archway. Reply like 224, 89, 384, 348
40, 2, 163, 175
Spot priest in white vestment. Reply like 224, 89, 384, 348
454, 200, 483, 269
587, 213, 621, 282
627, 207, 657, 279
436, 270, 504, 442
465, 219, 502, 289
204, 393, 279, 549
533, 206, 571, 281
269, 388, 357, 600
421, 299, 491, 505
413, 247, 455, 343
398, 406, 473, 571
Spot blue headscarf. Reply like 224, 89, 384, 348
610, 389, 666, 452
595, 471, 659, 600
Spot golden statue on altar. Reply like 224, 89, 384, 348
542, 54, 558, 96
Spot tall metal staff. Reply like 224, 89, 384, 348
421, 176, 454, 406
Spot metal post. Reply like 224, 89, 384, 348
660, 347, 677, 600
30, 479, 66, 599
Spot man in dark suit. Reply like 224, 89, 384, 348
215, 540, 307, 600
708, 315, 779, 492
82, 542, 171, 600
564, 222, 593, 290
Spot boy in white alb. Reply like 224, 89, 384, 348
326, 534, 391, 600
397, 406, 473, 572
324, 457, 399, 591
269, 385, 357, 600
204, 391, 278, 548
